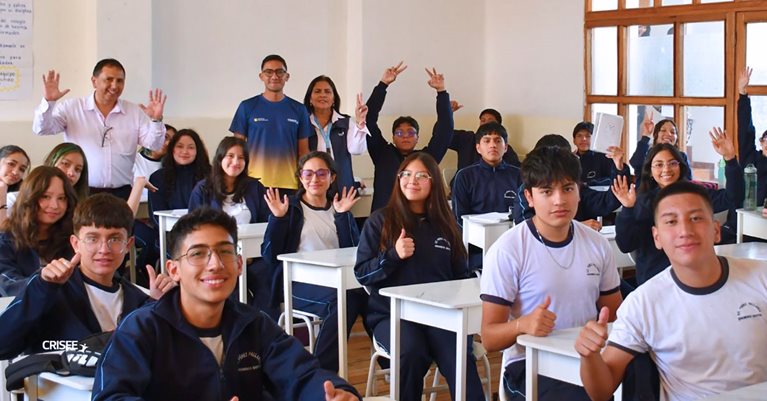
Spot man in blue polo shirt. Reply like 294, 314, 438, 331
230, 54, 311, 193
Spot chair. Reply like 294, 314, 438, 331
277, 309, 323, 353
365, 335, 492, 401
498, 365, 508, 401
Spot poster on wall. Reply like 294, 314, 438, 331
0, 0, 32, 100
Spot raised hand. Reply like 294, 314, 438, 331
575, 306, 610, 358
263, 187, 289, 218
381, 61, 408, 85
355, 93, 368, 129
425, 67, 445, 92
738, 67, 752, 95
323, 380, 358, 401
641, 108, 654, 138
41, 253, 80, 285
518, 295, 557, 337
139, 89, 167, 121
450, 100, 463, 113
395, 228, 415, 259
333, 187, 359, 213
42, 70, 71, 101
147, 264, 175, 300
709, 127, 735, 160
605, 146, 625, 170
611, 175, 636, 208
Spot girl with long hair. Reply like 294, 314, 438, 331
628, 113, 692, 187
0, 166, 77, 296
354, 152, 485, 401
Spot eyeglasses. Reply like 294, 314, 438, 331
78, 236, 128, 253
101, 126, 113, 147
398, 170, 432, 182
299, 168, 330, 180
261, 69, 287, 78
651, 160, 681, 170
394, 129, 418, 138
175, 244, 238, 267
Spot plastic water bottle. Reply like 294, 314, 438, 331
717, 159, 726, 188
744, 163, 758, 210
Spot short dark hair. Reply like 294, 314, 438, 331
92, 58, 125, 77
261, 54, 287, 71
73, 193, 133, 234
533, 134, 571, 150
479, 108, 502, 124
475, 122, 508, 144
168, 207, 238, 258
572, 121, 594, 138
392, 116, 420, 135
652, 181, 714, 223
522, 146, 581, 189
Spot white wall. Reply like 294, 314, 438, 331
0, 0, 584, 182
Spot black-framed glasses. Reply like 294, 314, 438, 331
78, 236, 128, 253
175, 244, 238, 267
299, 168, 331, 180
398, 170, 431, 182
101, 126, 114, 147
261, 69, 287, 78
651, 160, 680, 170
394, 128, 418, 138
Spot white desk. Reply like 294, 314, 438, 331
461, 214, 513, 255
278, 247, 361, 380
154, 208, 188, 270
379, 278, 482, 401
698, 381, 767, 400
26, 373, 92, 401
715, 242, 767, 261
517, 326, 622, 401
736, 208, 767, 243
600, 225, 634, 270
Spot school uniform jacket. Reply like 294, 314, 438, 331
0, 268, 150, 359
0, 231, 40, 297
354, 210, 467, 329
260, 196, 359, 307
576, 149, 631, 186
308, 115, 361, 192
615, 157, 744, 284
188, 177, 271, 224
148, 164, 199, 226
738, 94, 767, 206
365, 82, 454, 212
451, 159, 522, 227
92, 288, 361, 401
448, 129, 521, 170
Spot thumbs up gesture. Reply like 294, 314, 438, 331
395, 228, 415, 259
518, 295, 557, 337
575, 306, 610, 358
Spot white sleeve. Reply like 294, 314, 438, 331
346, 120, 369, 155
32, 98, 67, 136
607, 293, 650, 355
480, 238, 519, 305
599, 240, 621, 293
138, 116, 165, 151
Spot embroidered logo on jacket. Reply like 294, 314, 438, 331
287, 118, 299, 124
253, 117, 269, 123
737, 302, 763, 321
237, 351, 262, 372
434, 237, 451, 251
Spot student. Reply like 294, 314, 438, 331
615, 129, 744, 285
43, 142, 89, 200
0, 193, 174, 359
629, 112, 692, 188
737, 67, 767, 209
572, 121, 630, 186
365, 62, 454, 212
261, 151, 369, 372
0, 167, 77, 296
149, 128, 210, 226
303, 75, 369, 192
448, 106, 520, 170
92, 207, 362, 401
576, 181, 767, 401
189, 136, 269, 224
480, 145, 622, 401
0, 145, 30, 224
134, 123, 176, 199
355, 153, 485, 401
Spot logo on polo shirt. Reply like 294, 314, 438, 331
434, 237, 451, 251
253, 117, 269, 123
737, 302, 762, 321
585, 263, 600, 276
237, 351, 262, 372
287, 118, 299, 124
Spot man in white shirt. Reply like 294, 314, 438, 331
576, 180, 767, 401
33, 58, 167, 200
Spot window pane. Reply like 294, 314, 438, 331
746, 23, 767, 85
749, 96, 767, 150
626, 0, 654, 8
591, 103, 618, 123
627, 105, 674, 164
662, 0, 691, 5
684, 106, 723, 182
628, 24, 674, 96
683, 21, 724, 97
591, 0, 617, 11
591, 27, 617, 95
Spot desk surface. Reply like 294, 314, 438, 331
715, 242, 767, 261
698, 381, 767, 400
379, 278, 480, 309
238, 222, 267, 238
517, 326, 581, 358
277, 247, 358, 267
38, 373, 93, 391
154, 208, 187, 218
